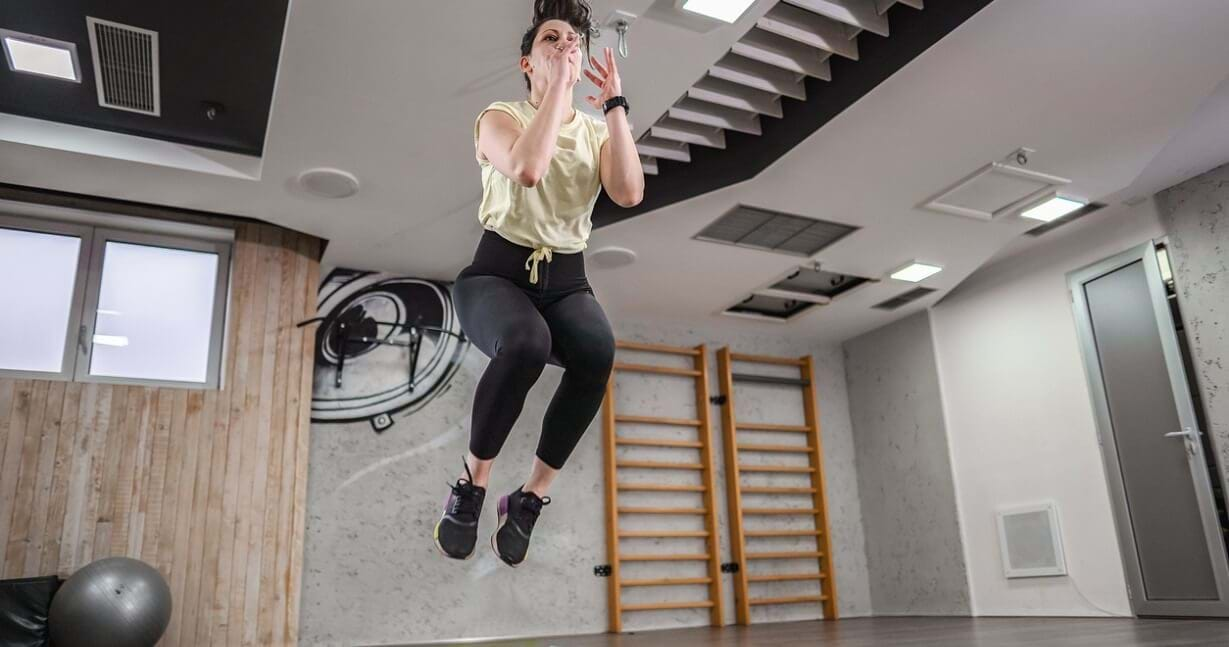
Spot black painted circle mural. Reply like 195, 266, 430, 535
311, 270, 467, 430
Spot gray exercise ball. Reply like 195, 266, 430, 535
48, 556, 172, 647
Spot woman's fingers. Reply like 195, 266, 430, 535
583, 68, 605, 87
588, 54, 609, 77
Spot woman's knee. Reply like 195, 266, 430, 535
573, 332, 615, 382
497, 324, 552, 366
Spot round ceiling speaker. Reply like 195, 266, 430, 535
298, 168, 360, 199
587, 246, 637, 269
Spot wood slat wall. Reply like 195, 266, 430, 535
0, 202, 320, 647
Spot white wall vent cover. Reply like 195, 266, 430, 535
997, 502, 1068, 578
922, 158, 1070, 221
86, 17, 160, 116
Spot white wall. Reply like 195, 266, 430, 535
929, 201, 1168, 616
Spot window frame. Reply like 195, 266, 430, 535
0, 208, 232, 390
0, 213, 94, 381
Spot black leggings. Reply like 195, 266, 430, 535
452, 230, 615, 470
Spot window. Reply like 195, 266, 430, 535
0, 212, 231, 389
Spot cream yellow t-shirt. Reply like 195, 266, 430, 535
473, 100, 610, 265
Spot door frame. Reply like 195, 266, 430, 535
1068, 238, 1229, 616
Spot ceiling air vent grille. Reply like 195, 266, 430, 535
873, 287, 936, 311
695, 205, 858, 257
87, 17, 160, 116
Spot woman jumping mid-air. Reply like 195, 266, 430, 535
433, 0, 644, 567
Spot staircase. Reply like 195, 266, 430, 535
636, 0, 923, 175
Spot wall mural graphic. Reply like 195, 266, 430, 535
305, 269, 468, 431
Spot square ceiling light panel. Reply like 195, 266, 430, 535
890, 261, 942, 283
678, 0, 758, 23
695, 205, 859, 257
2, 30, 81, 82
922, 161, 1070, 221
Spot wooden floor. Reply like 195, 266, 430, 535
407, 617, 1229, 647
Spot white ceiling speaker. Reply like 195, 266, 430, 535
587, 246, 637, 269
298, 168, 360, 199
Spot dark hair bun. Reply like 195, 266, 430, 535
532, 0, 593, 30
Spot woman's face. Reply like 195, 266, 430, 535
523, 19, 585, 91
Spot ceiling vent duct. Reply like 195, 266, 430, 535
723, 293, 820, 322
873, 286, 936, 311
87, 17, 160, 116
695, 204, 859, 257
765, 265, 874, 301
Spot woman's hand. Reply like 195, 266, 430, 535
584, 47, 623, 111
546, 40, 579, 90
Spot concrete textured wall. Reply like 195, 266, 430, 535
843, 311, 970, 615
299, 313, 870, 646
1157, 161, 1229, 500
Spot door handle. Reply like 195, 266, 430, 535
1165, 427, 1202, 457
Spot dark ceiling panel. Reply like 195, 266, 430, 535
592, 0, 998, 229
0, 0, 289, 155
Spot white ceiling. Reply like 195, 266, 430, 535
2, 0, 1228, 344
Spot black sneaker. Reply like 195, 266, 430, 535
492, 486, 551, 567
433, 458, 486, 560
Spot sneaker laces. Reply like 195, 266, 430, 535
446, 458, 482, 519
515, 489, 551, 533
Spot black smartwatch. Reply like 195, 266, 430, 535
603, 96, 630, 117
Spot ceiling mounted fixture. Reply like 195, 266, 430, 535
1020, 196, 1086, 222
889, 261, 942, 283
86, 17, 160, 115
921, 148, 1071, 221
298, 168, 360, 199
695, 204, 859, 257
678, 0, 758, 23
1, 29, 81, 82
588, 246, 638, 269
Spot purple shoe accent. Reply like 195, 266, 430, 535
498, 495, 509, 517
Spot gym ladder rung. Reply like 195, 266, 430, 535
729, 352, 805, 366
738, 465, 815, 473
615, 414, 703, 428
618, 506, 708, 515
737, 443, 814, 453
745, 551, 825, 560
616, 437, 703, 449
741, 486, 817, 494
620, 553, 711, 562
749, 594, 827, 606
622, 576, 713, 587
623, 600, 716, 611
745, 529, 823, 537
614, 362, 701, 377
617, 460, 705, 470
617, 483, 706, 492
615, 340, 701, 356
736, 422, 812, 433
619, 530, 710, 538
742, 507, 821, 515
747, 572, 826, 583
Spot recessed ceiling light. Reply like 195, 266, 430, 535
92, 334, 129, 347
890, 261, 943, 283
1020, 196, 1086, 222
678, 0, 757, 23
1, 30, 81, 82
